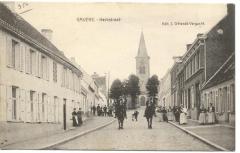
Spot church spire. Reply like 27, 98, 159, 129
137, 31, 149, 58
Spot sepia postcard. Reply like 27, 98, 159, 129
0, 1, 236, 151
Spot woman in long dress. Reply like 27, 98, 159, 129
72, 108, 78, 127
199, 104, 207, 125
207, 103, 216, 124
158, 106, 164, 122
167, 106, 174, 121
179, 105, 187, 125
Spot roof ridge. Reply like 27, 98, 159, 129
202, 52, 234, 89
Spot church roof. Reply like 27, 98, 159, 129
136, 31, 149, 58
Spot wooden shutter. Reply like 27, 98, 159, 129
25, 90, 31, 122
46, 58, 49, 81
47, 96, 51, 122
33, 92, 37, 122
43, 94, 47, 122
15, 87, 20, 121
38, 92, 42, 122
19, 89, 26, 122
15, 43, 20, 71
6, 86, 12, 121
6, 37, 13, 67
38, 53, 42, 78
25, 47, 30, 74
20, 44, 25, 72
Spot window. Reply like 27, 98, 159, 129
53, 62, 57, 82
41, 55, 48, 79
12, 87, 18, 120
140, 65, 145, 74
61, 67, 67, 87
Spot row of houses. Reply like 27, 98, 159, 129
158, 4, 235, 124
0, 2, 107, 130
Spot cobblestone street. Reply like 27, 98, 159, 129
53, 109, 216, 151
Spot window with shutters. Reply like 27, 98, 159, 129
53, 62, 57, 82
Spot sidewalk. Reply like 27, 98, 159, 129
1, 116, 115, 150
169, 119, 235, 151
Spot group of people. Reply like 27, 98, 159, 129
199, 103, 216, 125
157, 105, 188, 125
91, 104, 113, 117
72, 108, 83, 127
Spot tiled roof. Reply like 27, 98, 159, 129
0, 3, 82, 76
202, 53, 234, 90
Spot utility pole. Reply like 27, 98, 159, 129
107, 71, 110, 106
105, 71, 110, 107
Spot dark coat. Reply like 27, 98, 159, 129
72, 111, 78, 126
144, 104, 155, 119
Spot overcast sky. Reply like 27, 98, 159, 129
16, 2, 227, 84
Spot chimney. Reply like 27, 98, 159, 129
186, 44, 192, 50
70, 57, 76, 63
173, 56, 182, 63
227, 4, 235, 15
3, 1, 15, 12
41, 29, 53, 42
197, 33, 204, 38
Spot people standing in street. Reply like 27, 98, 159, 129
167, 106, 174, 121
174, 106, 180, 122
158, 106, 164, 122
162, 107, 168, 122
77, 108, 83, 126
93, 105, 96, 116
179, 105, 187, 125
72, 108, 78, 127
207, 103, 216, 124
199, 104, 207, 125
144, 100, 155, 129
103, 105, 107, 116
97, 104, 100, 116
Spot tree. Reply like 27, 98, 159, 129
110, 79, 123, 101
122, 79, 129, 101
146, 75, 160, 105
127, 74, 140, 109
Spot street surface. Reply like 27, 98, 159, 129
53, 108, 216, 151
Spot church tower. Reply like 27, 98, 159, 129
135, 31, 150, 106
